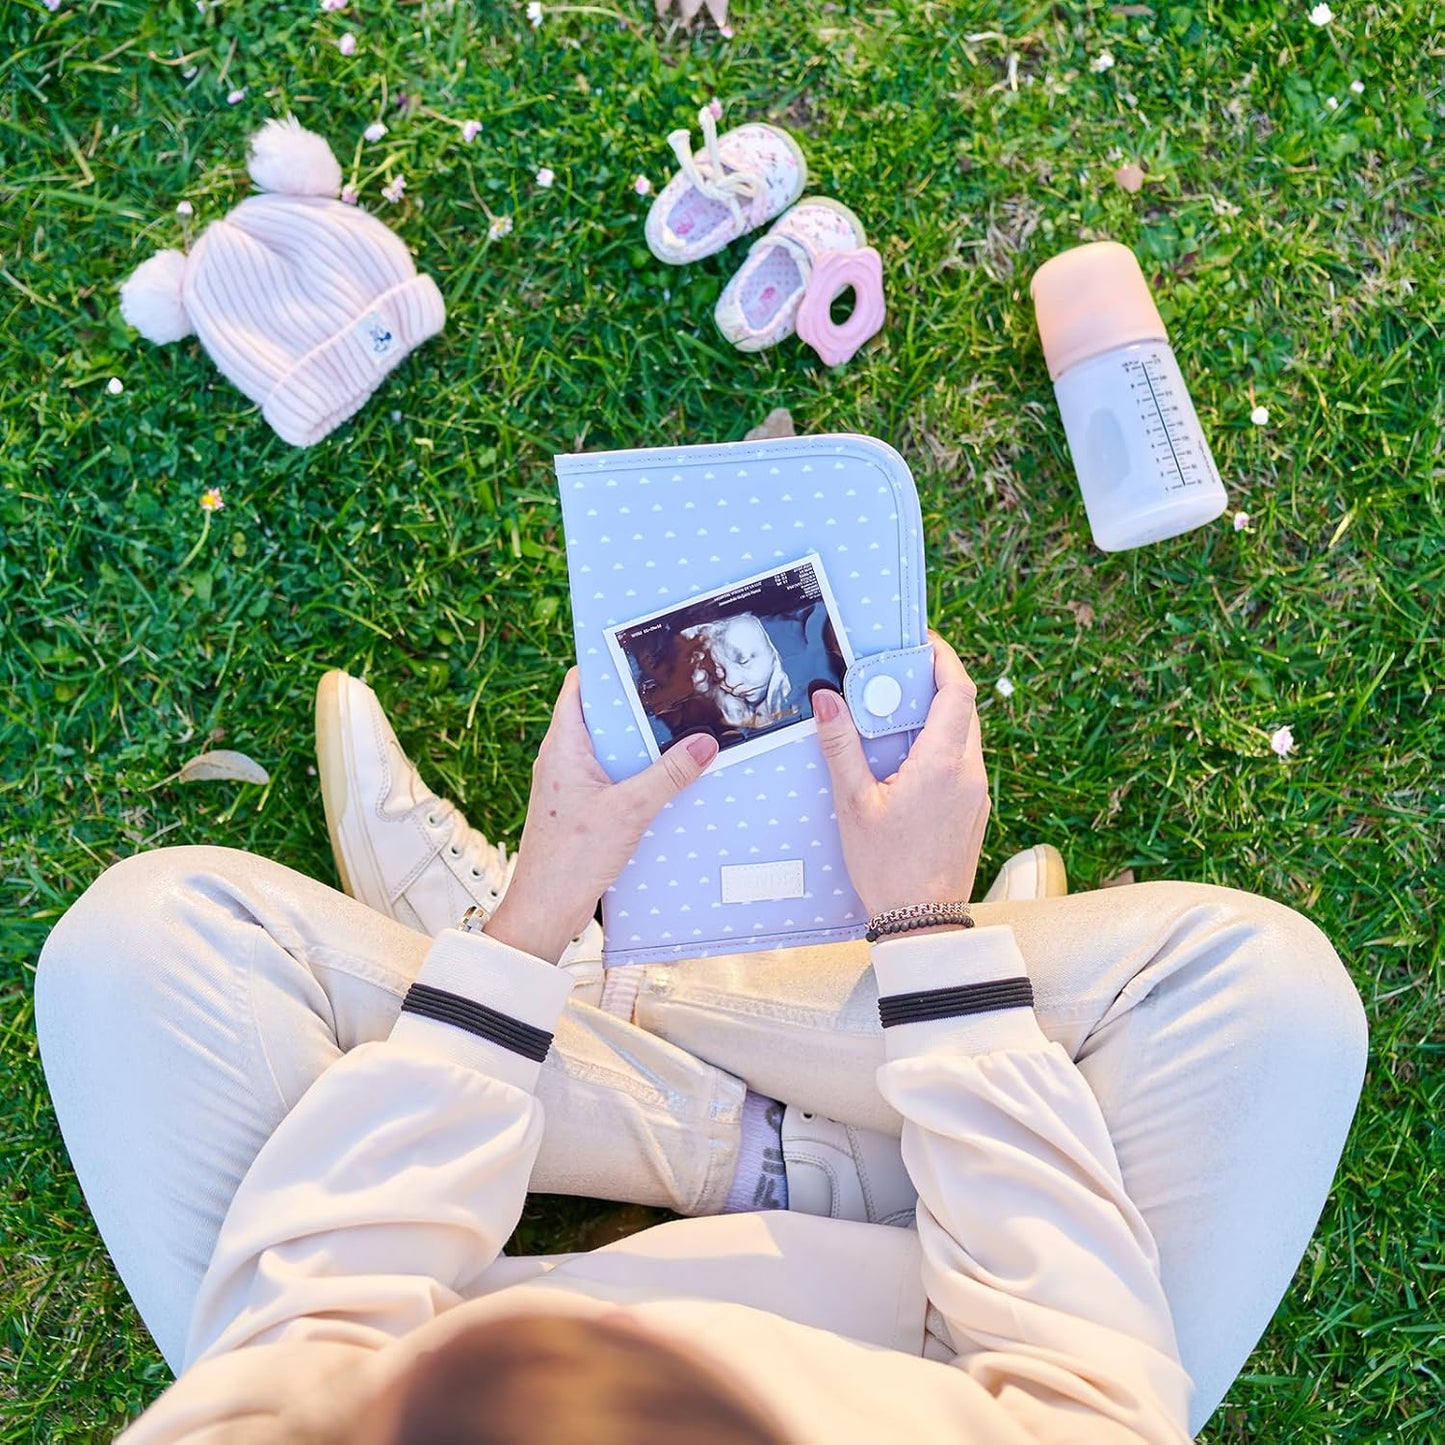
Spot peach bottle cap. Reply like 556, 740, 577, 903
1030, 241, 1168, 381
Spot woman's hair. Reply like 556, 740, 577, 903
357, 1311, 792, 1445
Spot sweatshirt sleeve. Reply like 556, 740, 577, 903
119, 928, 572, 1443
871, 925, 1194, 1445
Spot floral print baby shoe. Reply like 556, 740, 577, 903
713, 197, 867, 352
645, 107, 806, 265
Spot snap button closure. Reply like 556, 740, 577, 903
862, 674, 902, 718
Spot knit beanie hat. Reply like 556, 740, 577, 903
119, 116, 446, 447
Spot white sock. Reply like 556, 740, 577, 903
723, 1091, 788, 1212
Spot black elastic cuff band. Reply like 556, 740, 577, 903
401, 982, 553, 1063
878, 977, 1035, 1029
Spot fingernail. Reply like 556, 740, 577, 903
813, 689, 839, 723
685, 734, 718, 767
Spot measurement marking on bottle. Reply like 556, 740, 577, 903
1124, 356, 1197, 491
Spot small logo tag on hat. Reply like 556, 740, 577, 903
358, 311, 395, 366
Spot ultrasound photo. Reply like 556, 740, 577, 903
606, 554, 854, 769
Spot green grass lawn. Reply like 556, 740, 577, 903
3, 0, 1441, 1437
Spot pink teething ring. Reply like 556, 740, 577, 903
795, 247, 886, 366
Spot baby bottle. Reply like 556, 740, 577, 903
1030, 241, 1227, 551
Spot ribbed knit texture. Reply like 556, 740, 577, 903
723, 1091, 788, 1213
180, 194, 445, 445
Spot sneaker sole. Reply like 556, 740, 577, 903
315, 670, 384, 907
768, 124, 809, 206
1034, 843, 1068, 898
981, 843, 1069, 903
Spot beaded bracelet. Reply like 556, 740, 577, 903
865, 902, 974, 942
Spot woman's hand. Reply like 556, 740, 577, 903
811, 632, 990, 920
483, 669, 718, 963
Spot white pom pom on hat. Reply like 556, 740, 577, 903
119, 248, 194, 343
116, 114, 445, 447
247, 114, 342, 197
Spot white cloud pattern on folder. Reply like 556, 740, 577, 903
558, 440, 926, 965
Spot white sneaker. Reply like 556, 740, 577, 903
981, 843, 1068, 903
781, 1107, 917, 1228
315, 670, 603, 961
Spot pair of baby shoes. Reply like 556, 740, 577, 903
644, 107, 885, 365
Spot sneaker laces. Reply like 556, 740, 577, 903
666, 106, 761, 226
423, 798, 518, 907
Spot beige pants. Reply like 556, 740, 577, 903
35, 846, 1366, 1433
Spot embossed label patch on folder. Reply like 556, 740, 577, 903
720, 860, 806, 904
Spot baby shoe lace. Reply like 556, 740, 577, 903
667, 105, 761, 225
424, 798, 518, 907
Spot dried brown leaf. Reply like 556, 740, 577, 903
177, 750, 271, 785
1101, 868, 1137, 889
744, 407, 797, 441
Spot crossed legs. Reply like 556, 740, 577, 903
35, 845, 1365, 1433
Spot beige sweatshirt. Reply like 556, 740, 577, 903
117, 924, 1194, 1443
